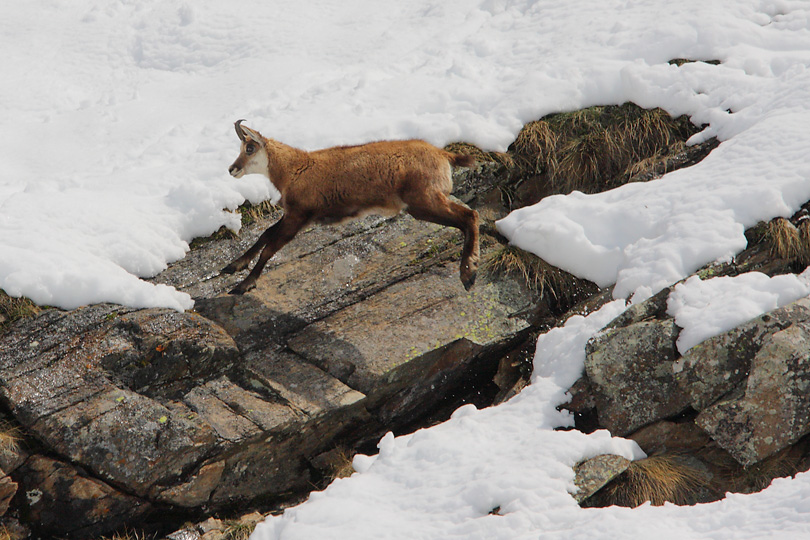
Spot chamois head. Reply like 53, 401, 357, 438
229, 119, 269, 179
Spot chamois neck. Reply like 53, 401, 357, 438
263, 139, 309, 194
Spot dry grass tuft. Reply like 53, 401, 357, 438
765, 217, 804, 260
483, 245, 586, 302
512, 121, 559, 175
506, 103, 698, 199
798, 219, 810, 265
98, 529, 154, 540
0, 289, 40, 330
0, 420, 21, 460
222, 521, 255, 540
241, 200, 279, 226
326, 447, 356, 481
589, 455, 712, 507
732, 447, 803, 493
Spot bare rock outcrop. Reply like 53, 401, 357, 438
688, 298, 810, 466
0, 163, 540, 537
581, 290, 810, 468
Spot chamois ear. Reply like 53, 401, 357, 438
242, 126, 264, 143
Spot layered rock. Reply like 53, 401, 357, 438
0, 164, 540, 536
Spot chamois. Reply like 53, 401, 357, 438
222, 120, 479, 295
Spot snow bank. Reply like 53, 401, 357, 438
497, 3, 810, 304
667, 270, 810, 353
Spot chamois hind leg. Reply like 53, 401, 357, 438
406, 191, 480, 290
227, 213, 307, 295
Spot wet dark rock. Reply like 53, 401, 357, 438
15, 454, 150, 538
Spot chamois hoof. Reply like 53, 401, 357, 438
228, 281, 256, 295
220, 264, 239, 275
461, 272, 476, 291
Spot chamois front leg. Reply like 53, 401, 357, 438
227, 213, 308, 295
221, 217, 283, 275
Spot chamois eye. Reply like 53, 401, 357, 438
245, 143, 256, 154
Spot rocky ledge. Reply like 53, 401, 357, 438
0, 164, 541, 538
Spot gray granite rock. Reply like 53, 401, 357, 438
585, 319, 688, 435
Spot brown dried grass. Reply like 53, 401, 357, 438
0, 289, 40, 330
222, 521, 255, 540
592, 455, 712, 507
508, 103, 697, 197
483, 245, 584, 302
0, 421, 21, 460
765, 217, 804, 260
98, 529, 154, 540
326, 447, 356, 481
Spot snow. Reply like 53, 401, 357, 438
4, 0, 810, 538
667, 270, 810, 353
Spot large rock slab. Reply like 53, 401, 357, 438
0, 167, 538, 535
195, 215, 479, 350
686, 298, 810, 466
0, 306, 232, 499
585, 319, 688, 435
288, 263, 530, 394
0, 305, 366, 513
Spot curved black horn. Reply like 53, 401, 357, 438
234, 119, 247, 141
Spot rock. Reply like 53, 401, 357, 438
16, 454, 150, 538
194, 215, 495, 350
164, 512, 264, 540
572, 454, 631, 503
167, 529, 202, 540
157, 460, 225, 508
287, 263, 530, 396
0, 518, 30, 540
0, 166, 540, 534
585, 319, 688, 435
0, 468, 16, 516
673, 299, 804, 410
0, 306, 231, 501
560, 375, 597, 416
628, 420, 712, 457
603, 285, 670, 330
689, 298, 810, 466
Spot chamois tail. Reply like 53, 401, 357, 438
447, 152, 476, 168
